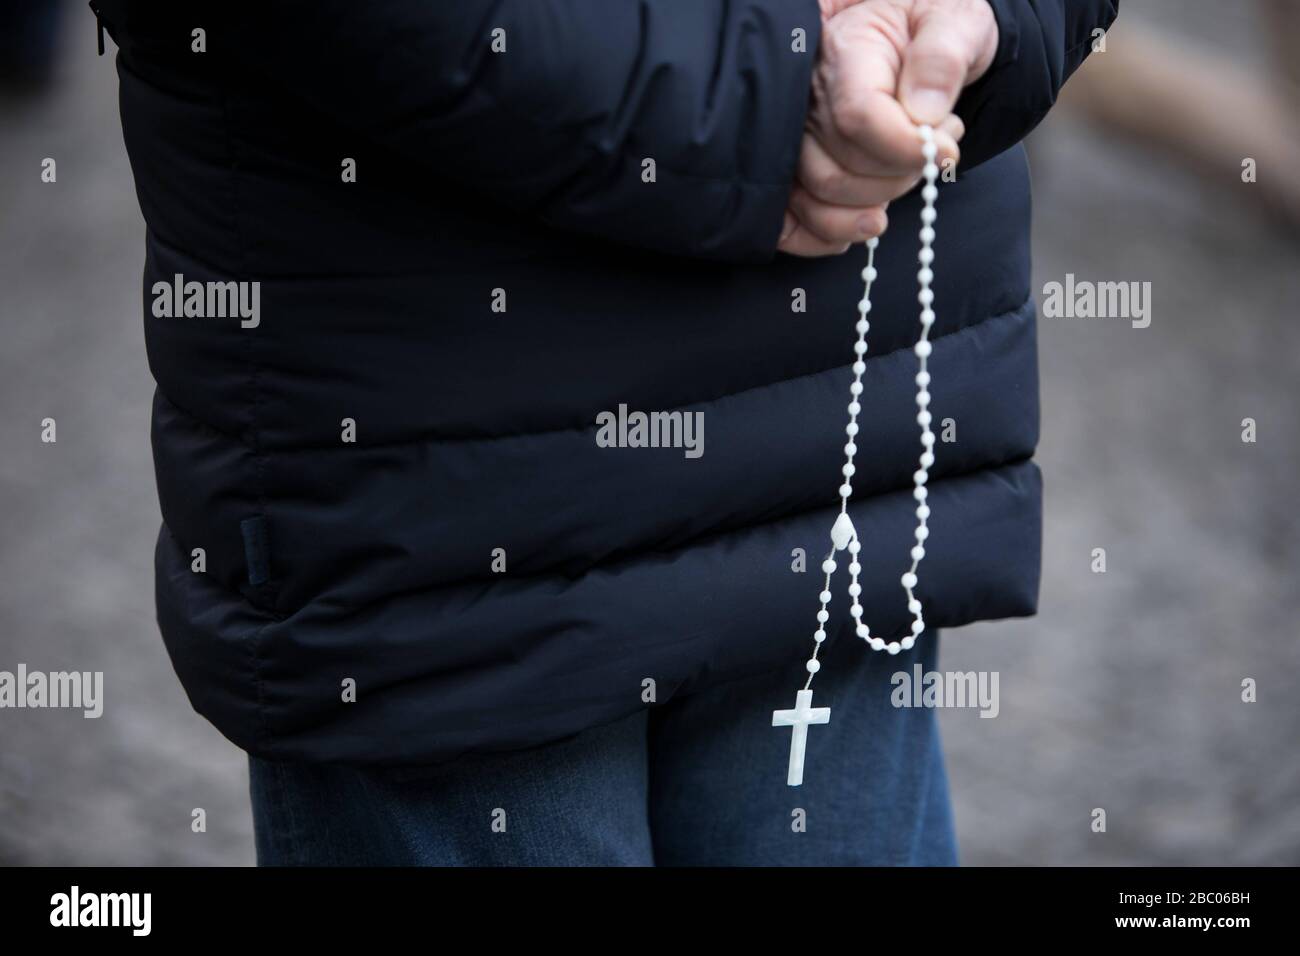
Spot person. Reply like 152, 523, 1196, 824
93, 0, 1118, 865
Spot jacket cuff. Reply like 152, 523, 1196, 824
980, 0, 1023, 74
748, 0, 823, 261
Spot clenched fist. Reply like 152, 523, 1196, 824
780, 0, 999, 256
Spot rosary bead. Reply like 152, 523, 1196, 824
787, 121, 945, 738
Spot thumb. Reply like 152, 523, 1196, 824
898, 5, 996, 126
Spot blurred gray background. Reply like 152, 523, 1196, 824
1, 1, 1297, 865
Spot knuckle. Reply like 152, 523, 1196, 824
831, 100, 870, 142
863, 208, 888, 238
915, 42, 967, 85
811, 164, 846, 200
789, 186, 816, 219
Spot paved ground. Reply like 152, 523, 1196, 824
1, 5, 1296, 865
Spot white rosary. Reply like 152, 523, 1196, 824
772, 124, 940, 787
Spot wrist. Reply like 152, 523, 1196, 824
971, 0, 999, 80
818, 0, 855, 24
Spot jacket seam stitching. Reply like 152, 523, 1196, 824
154, 294, 1035, 453
271, 454, 1040, 623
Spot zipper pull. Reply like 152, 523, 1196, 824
89, 1, 105, 56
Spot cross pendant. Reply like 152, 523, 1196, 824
771, 688, 831, 787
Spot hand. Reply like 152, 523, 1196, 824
780, 0, 999, 256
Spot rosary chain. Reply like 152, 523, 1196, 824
802, 124, 940, 692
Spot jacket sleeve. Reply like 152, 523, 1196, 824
216, 1, 823, 263
955, 0, 1121, 169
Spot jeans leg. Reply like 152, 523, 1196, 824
248, 708, 654, 866
647, 631, 958, 866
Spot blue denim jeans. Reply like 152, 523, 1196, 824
249, 631, 957, 865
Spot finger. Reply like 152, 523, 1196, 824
777, 218, 853, 257
788, 187, 889, 244
939, 112, 966, 143
799, 135, 925, 206
923, 114, 965, 178
814, 23, 928, 177
823, 85, 930, 177
891, 120, 963, 198
899, 4, 996, 126
932, 123, 961, 173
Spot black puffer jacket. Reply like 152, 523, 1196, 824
94, 0, 1118, 763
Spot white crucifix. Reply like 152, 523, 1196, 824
772, 688, 831, 787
